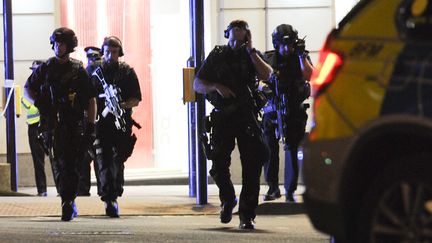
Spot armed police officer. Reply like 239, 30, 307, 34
84, 46, 102, 74
260, 24, 313, 202
24, 27, 97, 221
92, 36, 141, 218
76, 46, 103, 197
194, 20, 272, 230
21, 60, 60, 197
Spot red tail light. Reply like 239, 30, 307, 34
311, 50, 343, 96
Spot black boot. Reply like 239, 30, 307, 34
104, 200, 120, 218
239, 218, 256, 230
61, 200, 78, 221
263, 185, 281, 201
285, 192, 296, 202
220, 198, 237, 223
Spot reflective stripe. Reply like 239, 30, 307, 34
27, 115, 40, 124
27, 113, 40, 119
21, 97, 32, 109
26, 106, 40, 125
27, 117, 40, 125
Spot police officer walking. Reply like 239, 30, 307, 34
76, 46, 103, 197
92, 36, 141, 218
194, 20, 272, 230
21, 60, 60, 197
84, 46, 103, 74
261, 24, 313, 202
24, 27, 97, 221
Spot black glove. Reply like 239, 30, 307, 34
295, 39, 306, 57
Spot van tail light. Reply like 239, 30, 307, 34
311, 34, 343, 97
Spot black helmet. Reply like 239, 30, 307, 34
49, 27, 78, 53
224, 20, 249, 38
272, 24, 298, 49
101, 36, 124, 57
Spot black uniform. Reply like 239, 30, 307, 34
76, 62, 103, 196
77, 141, 93, 196
262, 50, 310, 198
196, 45, 267, 222
92, 61, 141, 202
25, 57, 96, 202
27, 122, 48, 195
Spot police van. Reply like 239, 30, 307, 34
302, 0, 432, 242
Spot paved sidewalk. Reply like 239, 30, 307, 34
0, 185, 305, 217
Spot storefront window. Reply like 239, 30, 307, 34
61, 0, 191, 173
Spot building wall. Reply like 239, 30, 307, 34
0, 0, 57, 187
216, 0, 334, 64
0, 0, 57, 156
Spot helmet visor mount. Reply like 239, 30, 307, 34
281, 35, 295, 46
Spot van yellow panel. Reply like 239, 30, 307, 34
311, 38, 405, 140
311, 95, 354, 140
339, 0, 401, 38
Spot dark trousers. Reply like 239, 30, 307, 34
283, 145, 299, 194
78, 152, 100, 195
50, 156, 61, 194
54, 123, 82, 202
262, 112, 300, 194
78, 153, 91, 195
209, 111, 266, 221
96, 133, 126, 202
28, 123, 47, 194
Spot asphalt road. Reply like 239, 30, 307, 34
0, 214, 329, 242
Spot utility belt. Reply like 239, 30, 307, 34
207, 87, 266, 116
201, 106, 263, 160
209, 97, 252, 116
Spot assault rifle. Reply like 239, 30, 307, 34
92, 67, 126, 132
270, 73, 287, 143
35, 84, 56, 160
38, 129, 54, 160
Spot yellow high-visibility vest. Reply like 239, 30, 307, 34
21, 97, 40, 125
